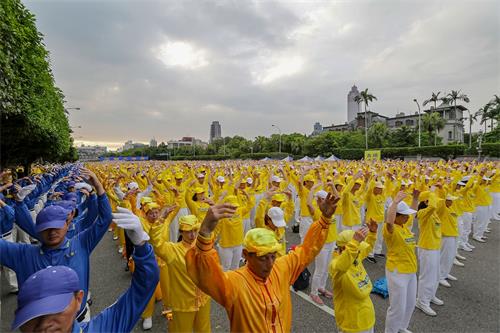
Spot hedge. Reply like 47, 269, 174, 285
151, 143, 499, 161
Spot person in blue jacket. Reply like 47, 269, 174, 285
1, 194, 18, 293
0, 168, 112, 322
11, 240, 159, 333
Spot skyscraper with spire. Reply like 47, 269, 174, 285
347, 85, 360, 123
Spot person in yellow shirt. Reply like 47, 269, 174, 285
383, 191, 418, 333
415, 191, 444, 317
169, 172, 190, 243
365, 179, 387, 263
186, 193, 338, 333
215, 195, 252, 271
438, 194, 460, 288
340, 171, 364, 232
254, 191, 294, 228
472, 176, 492, 242
308, 188, 339, 305
329, 220, 378, 333
148, 214, 211, 333
297, 172, 316, 243
263, 206, 288, 256
455, 177, 476, 252
490, 170, 500, 220
185, 183, 213, 222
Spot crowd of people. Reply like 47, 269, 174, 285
0, 159, 499, 333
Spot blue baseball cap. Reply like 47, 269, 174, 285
12, 266, 80, 330
62, 192, 78, 203
35, 205, 71, 233
51, 200, 77, 212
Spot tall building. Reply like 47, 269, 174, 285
347, 85, 360, 123
312, 122, 323, 135
209, 121, 222, 143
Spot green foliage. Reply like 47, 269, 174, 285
0, 0, 73, 168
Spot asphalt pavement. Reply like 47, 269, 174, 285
2, 220, 499, 333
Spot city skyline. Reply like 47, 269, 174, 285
24, 0, 499, 150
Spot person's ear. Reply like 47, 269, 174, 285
242, 249, 249, 261
74, 290, 84, 309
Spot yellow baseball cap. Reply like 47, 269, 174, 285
144, 202, 160, 213
174, 173, 184, 179
223, 195, 240, 207
243, 228, 282, 256
304, 174, 315, 182
271, 193, 286, 202
194, 187, 205, 194
140, 196, 154, 205
179, 215, 200, 231
336, 230, 355, 247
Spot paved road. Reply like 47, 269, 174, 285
2, 220, 499, 333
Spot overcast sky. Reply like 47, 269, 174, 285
25, 0, 499, 150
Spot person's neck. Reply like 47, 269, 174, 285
43, 238, 67, 250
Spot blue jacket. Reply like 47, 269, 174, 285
0, 194, 113, 316
0, 202, 15, 236
71, 243, 159, 333
14, 193, 99, 240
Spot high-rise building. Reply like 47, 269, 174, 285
347, 85, 360, 123
209, 121, 222, 143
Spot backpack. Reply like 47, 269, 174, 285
293, 268, 311, 291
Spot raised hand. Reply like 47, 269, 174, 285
199, 203, 237, 237
318, 192, 340, 219
353, 227, 369, 242
366, 218, 378, 233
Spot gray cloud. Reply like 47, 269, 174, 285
25, 0, 499, 149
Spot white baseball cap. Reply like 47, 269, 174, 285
216, 176, 225, 183
271, 175, 282, 183
396, 201, 416, 215
314, 190, 328, 200
246, 177, 253, 184
457, 181, 466, 186
196, 173, 205, 178
267, 207, 286, 228
127, 182, 139, 191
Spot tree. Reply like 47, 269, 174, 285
354, 88, 377, 149
446, 90, 470, 141
1, 0, 73, 169
368, 122, 389, 148
388, 126, 416, 147
423, 91, 442, 110
422, 112, 445, 146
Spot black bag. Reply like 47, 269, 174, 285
292, 223, 300, 233
293, 268, 311, 291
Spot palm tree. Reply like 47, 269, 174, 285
464, 111, 477, 148
423, 91, 441, 110
354, 88, 377, 149
422, 112, 445, 145
476, 103, 491, 133
447, 90, 470, 142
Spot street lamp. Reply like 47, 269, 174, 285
477, 130, 483, 160
465, 110, 473, 149
272, 124, 282, 153
413, 99, 421, 148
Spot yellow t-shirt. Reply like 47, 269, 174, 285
383, 224, 417, 274
417, 195, 442, 250
329, 233, 376, 332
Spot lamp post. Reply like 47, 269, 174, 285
272, 124, 282, 153
413, 99, 421, 148
477, 130, 483, 160
465, 110, 473, 149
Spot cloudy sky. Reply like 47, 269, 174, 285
25, 0, 499, 150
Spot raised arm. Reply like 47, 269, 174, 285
85, 243, 159, 332
185, 204, 237, 307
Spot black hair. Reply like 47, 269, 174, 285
177, 234, 182, 242
418, 201, 428, 211
192, 193, 198, 201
